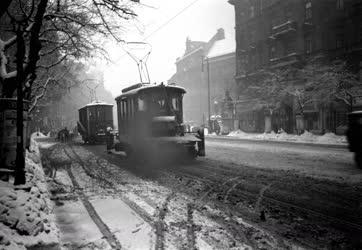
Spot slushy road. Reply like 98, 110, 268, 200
79, 136, 362, 249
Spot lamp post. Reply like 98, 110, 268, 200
206, 57, 211, 128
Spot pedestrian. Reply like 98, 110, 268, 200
106, 127, 114, 153
64, 127, 69, 142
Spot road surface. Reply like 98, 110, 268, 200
40, 137, 362, 249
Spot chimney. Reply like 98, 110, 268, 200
204, 28, 225, 56
185, 36, 192, 54
215, 28, 225, 41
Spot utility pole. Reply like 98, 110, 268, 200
207, 57, 211, 127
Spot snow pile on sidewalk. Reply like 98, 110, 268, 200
226, 129, 347, 145
0, 138, 59, 250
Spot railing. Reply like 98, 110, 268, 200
269, 53, 301, 67
270, 20, 297, 39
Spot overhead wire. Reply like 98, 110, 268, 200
114, 0, 202, 63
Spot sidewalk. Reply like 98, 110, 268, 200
38, 138, 155, 250
207, 130, 348, 148
0, 134, 60, 250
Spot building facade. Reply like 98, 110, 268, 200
229, 0, 362, 134
169, 28, 236, 126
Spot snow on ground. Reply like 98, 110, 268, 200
224, 129, 347, 145
54, 201, 110, 250
91, 198, 155, 249
0, 138, 59, 250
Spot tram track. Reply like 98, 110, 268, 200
65, 144, 200, 250
62, 148, 123, 249
66, 141, 362, 249
63, 146, 159, 247
161, 159, 362, 234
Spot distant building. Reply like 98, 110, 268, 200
229, 0, 362, 134
169, 28, 236, 126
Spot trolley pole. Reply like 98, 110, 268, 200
207, 57, 211, 128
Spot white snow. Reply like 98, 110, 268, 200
223, 129, 347, 145
54, 201, 110, 249
0, 137, 59, 250
91, 198, 155, 250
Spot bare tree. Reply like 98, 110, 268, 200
0, 0, 138, 184
302, 59, 362, 111
241, 56, 362, 134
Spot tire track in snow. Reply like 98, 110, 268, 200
65, 145, 156, 224
186, 203, 197, 250
154, 192, 173, 250
63, 149, 122, 249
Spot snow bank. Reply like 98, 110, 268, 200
31, 132, 48, 139
0, 138, 59, 249
224, 129, 347, 145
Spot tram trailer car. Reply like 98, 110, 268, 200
77, 102, 114, 144
114, 83, 205, 158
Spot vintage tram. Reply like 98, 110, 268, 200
114, 82, 205, 158
77, 101, 114, 144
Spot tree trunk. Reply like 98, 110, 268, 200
264, 113, 272, 133
14, 26, 26, 185
296, 114, 305, 135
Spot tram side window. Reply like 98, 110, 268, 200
123, 99, 127, 119
171, 97, 180, 111
131, 98, 134, 117
119, 102, 121, 118
138, 96, 146, 111
128, 99, 132, 118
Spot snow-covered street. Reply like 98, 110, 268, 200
36, 137, 362, 249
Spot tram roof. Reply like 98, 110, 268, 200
115, 83, 186, 100
79, 101, 113, 110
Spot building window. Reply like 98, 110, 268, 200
305, 1, 312, 20
285, 39, 296, 55
285, 7, 293, 21
270, 46, 276, 59
250, 5, 255, 18
336, 0, 344, 10
336, 34, 344, 49
305, 37, 312, 54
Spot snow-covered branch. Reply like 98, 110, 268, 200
29, 77, 52, 113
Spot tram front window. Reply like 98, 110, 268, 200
138, 91, 182, 116
150, 95, 167, 115
171, 96, 180, 111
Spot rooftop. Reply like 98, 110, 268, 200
206, 38, 235, 59
115, 83, 186, 100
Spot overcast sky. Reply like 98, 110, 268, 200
99, 0, 235, 97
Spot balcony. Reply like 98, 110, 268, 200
269, 53, 301, 69
269, 20, 297, 39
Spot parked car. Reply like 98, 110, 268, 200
346, 111, 362, 168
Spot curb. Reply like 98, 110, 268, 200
206, 135, 349, 149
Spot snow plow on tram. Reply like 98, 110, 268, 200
114, 82, 205, 159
